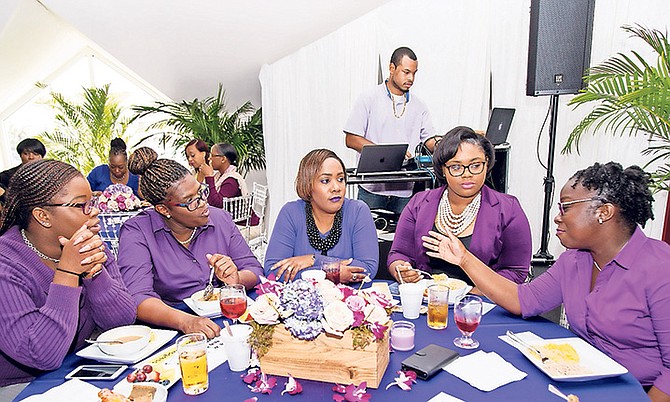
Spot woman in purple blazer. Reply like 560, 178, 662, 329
388, 126, 531, 290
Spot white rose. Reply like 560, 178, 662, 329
106, 200, 119, 211
322, 300, 354, 335
363, 303, 389, 325
247, 294, 280, 325
318, 282, 343, 305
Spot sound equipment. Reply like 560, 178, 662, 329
526, 0, 596, 96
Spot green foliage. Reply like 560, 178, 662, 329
564, 24, 670, 191
248, 321, 276, 358
351, 325, 374, 350
37, 83, 129, 175
132, 84, 265, 175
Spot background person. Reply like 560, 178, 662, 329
119, 147, 262, 338
0, 138, 46, 194
264, 149, 378, 283
388, 126, 531, 290
424, 162, 670, 401
184, 138, 211, 183
0, 160, 135, 396
87, 138, 140, 197
344, 46, 436, 215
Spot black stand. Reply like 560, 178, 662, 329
532, 94, 560, 264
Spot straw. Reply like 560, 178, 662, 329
395, 266, 405, 284
224, 320, 234, 337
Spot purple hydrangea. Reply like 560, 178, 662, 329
283, 316, 323, 340
280, 279, 324, 321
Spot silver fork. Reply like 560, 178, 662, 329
409, 267, 434, 279
203, 265, 216, 300
506, 330, 549, 363
548, 384, 570, 401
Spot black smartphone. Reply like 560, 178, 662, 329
401, 344, 460, 380
64, 364, 128, 380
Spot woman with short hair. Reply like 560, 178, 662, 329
87, 138, 140, 197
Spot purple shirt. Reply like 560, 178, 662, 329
344, 83, 434, 197
0, 227, 136, 386
118, 208, 262, 306
519, 227, 670, 392
388, 185, 531, 283
264, 198, 379, 279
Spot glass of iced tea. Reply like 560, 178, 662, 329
176, 333, 208, 395
453, 295, 483, 349
427, 284, 449, 330
219, 284, 247, 324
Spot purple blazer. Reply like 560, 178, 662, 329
387, 185, 531, 283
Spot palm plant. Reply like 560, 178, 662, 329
37, 83, 129, 175
132, 84, 265, 175
563, 24, 670, 191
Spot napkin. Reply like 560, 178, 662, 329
427, 391, 467, 402
443, 350, 527, 391
482, 302, 496, 315
21, 379, 100, 402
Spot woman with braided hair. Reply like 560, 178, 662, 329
118, 147, 262, 338
0, 160, 135, 395
425, 162, 670, 401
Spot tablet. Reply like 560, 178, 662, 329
65, 364, 128, 380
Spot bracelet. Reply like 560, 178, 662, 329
56, 267, 86, 279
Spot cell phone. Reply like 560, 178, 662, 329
65, 364, 128, 380
401, 344, 459, 380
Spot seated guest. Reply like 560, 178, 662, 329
200, 142, 260, 227
264, 149, 378, 283
425, 162, 670, 400
0, 138, 46, 202
184, 139, 211, 183
0, 160, 135, 392
87, 138, 140, 197
388, 126, 531, 291
119, 147, 262, 338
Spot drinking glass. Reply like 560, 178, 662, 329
321, 256, 341, 284
453, 295, 483, 349
176, 333, 208, 395
427, 284, 449, 330
219, 284, 247, 324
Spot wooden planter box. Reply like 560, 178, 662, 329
259, 325, 390, 388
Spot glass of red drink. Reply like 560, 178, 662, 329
219, 284, 247, 324
453, 295, 483, 349
320, 256, 341, 285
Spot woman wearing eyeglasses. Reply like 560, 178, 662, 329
425, 162, 670, 400
118, 147, 262, 338
0, 160, 135, 394
388, 126, 531, 290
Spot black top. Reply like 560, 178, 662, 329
427, 224, 474, 285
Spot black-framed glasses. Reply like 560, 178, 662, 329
43, 198, 96, 215
557, 198, 602, 215
445, 160, 487, 177
169, 185, 210, 212
211, 154, 225, 158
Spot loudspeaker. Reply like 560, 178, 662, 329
526, 0, 596, 96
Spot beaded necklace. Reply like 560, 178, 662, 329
175, 228, 197, 246
305, 203, 342, 255
435, 190, 481, 236
21, 229, 60, 263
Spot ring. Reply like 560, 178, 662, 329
99, 245, 105, 251
353, 274, 358, 281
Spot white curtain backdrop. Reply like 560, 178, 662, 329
261, 0, 670, 260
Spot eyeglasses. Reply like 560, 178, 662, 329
445, 161, 487, 177
211, 154, 225, 158
169, 185, 210, 212
43, 199, 96, 215
557, 198, 602, 215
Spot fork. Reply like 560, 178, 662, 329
203, 265, 216, 300
548, 384, 569, 401
506, 330, 549, 363
409, 267, 434, 279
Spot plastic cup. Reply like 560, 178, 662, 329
176, 333, 208, 395
390, 321, 415, 351
399, 283, 424, 319
301, 269, 326, 281
321, 256, 341, 284
220, 324, 253, 372
427, 284, 450, 329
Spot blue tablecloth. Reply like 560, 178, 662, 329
17, 298, 647, 401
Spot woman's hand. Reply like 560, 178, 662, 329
423, 230, 467, 266
339, 259, 367, 283
272, 254, 316, 282
179, 314, 221, 339
199, 162, 214, 177
207, 253, 239, 285
389, 260, 422, 283
58, 224, 107, 276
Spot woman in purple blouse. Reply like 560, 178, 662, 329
388, 126, 531, 291
0, 160, 135, 392
119, 147, 262, 339
426, 162, 670, 400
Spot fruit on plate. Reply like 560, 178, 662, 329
126, 364, 169, 386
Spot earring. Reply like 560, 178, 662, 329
166, 214, 171, 220
598, 217, 603, 224
41, 221, 51, 228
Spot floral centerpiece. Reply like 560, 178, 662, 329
95, 184, 142, 212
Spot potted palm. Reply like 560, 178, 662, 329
563, 24, 670, 241
132, 84, 265, 175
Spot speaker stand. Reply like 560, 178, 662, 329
532, 94, 559, 265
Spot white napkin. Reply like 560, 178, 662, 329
482, 302, 496, 315
427, 391, 467, 402
443, 350, 527, 391
20, 379, 100, 402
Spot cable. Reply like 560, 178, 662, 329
535, 102, 552, 170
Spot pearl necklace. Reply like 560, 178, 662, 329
435, 190, 481, 235
175, 228, 197, 245
391, 94, 407, 119
21, 229, 60, 263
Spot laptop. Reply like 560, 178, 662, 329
485, 107, 515, 145
355, 143, 408, 174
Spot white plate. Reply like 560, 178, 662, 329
184, 296, 254, 318
77, 329, 177, 364
112, 380, 168, 402
503, 333, 628, 381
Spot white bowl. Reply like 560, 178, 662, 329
443, 278, 469, 303
301, 270, 326, 281
97, 325, 152, 356
191, 288, 220, 311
